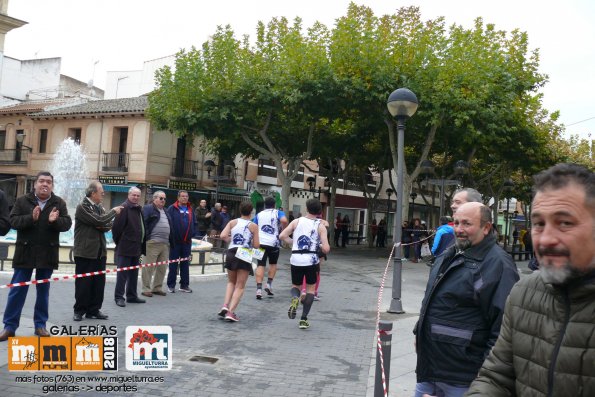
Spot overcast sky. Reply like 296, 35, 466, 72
4, 0, 594, 141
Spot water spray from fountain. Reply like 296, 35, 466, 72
50, 138, 90, 243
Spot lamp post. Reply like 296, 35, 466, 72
385, 188, 393, 227
386, 87, 418, 314
502, 179, 514, 250
204, 159, 234, 204
15, 129, 32, 162
306, 176, 321, 198
409, 192, 417, 222
425, 160, 469, 219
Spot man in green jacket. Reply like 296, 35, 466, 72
466, 163, 595, 396
72, 181, 122, 321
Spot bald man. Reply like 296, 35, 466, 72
413, 202, 519, 397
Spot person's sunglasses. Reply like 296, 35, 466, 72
157, 197, 166, 201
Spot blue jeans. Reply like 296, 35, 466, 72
3, 268, 53, 332
167, 243, 192, 289
414, 381, 468, 397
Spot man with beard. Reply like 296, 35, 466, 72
467, 163, 595, 396
413, 202, 519, 397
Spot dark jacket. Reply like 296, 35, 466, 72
10, 192, 72, 269
142, 203, 173, 245
414, 234, 519, 385
194, 206, 210, 233
73, 197, 117, 259
167, 202, 196, 246
210, 208, 223, 232
0, 189, 11, 236
467, 272, 595, 396
112, 199, 145, 257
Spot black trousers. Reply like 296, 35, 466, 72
73, 256, 107, 315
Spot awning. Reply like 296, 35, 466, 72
103, 184, 138, 193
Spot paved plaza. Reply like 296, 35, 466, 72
0, 246, 531, 396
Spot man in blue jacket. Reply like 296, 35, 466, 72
166, 190, 196, 293
431, 216, 455, 257
414, 202, 519, 397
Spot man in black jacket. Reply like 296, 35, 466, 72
72, 181, 122, 321
413, 202, 519, 397
111, 187, 146, 307
0, 172, 72, 341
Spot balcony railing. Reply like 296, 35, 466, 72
0, 149, 29, 165
102, 152, 129, 172
171, 158, 199, 179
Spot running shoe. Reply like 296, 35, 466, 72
288, 297, 299, 319
264, 284, 274, 296
256, 289, 263, 300
217, 305, 229, 318
225, 312, 239, 322
299, 319, 310, 329
167, 287, 176, 293
313, 294, 320, 301
179, 287, 193, 293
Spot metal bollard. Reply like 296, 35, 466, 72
374, 320, 393, 397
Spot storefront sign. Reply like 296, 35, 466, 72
99, 175, 127, 185
168, 180, 197, 191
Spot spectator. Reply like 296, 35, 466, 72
376, 219, 387, 248
370, 218, 378, 246
194, 199, 211, 239
141, 190, 173, 297
467, 163, 594, 396
209, 202, 224, 248
73, 181, 121, 321
341, 214, 350, 248
431, 216, 455, 257
112, 187, 146, 308
413, 202, 519, 396
0, 171, 72, 340
334, 212, 342, 247
166, 190, 196, 293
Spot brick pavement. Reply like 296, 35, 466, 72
0, 246, 533, 397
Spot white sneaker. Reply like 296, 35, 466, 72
256, 289, 262, 300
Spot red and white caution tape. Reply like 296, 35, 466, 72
0, 256, 191, 289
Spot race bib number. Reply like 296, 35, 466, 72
252, 248, 265, 260
236, 247, 254, 263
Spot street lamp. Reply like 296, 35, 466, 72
385, 188, 393, 225
386, 87, 418, 314
204, 159, 234, 204
502, 179, 515, 250
409, 192, 417, 222
425, 160, 469, 219
15, 131, 33, 152
306, 176, 321, 198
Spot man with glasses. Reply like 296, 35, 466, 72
141, 191, 173, 297
413, 202, 519, 396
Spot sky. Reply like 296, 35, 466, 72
4, 0, 594, 142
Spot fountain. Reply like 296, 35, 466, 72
0, 138, 213, 268
50, 138, 90, 244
